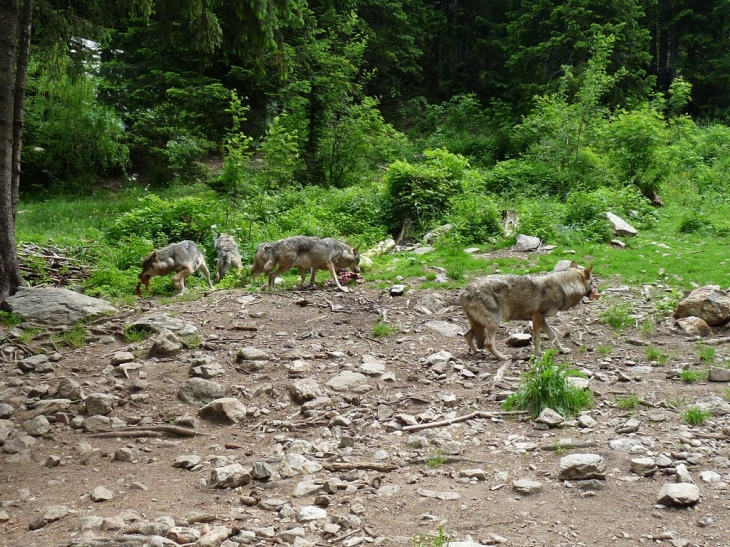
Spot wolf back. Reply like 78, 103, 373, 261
460, 263, 597, 359
214, 233, 243, 282
136, 240, 215, 296
263, 236, 360, 291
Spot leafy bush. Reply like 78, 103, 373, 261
447, 189, 503, 243
483, 159, 562, 198
512, 198, 565, 243
105, 195, 222, 246
683, 406, 710, 426
384, 149, 468, 235
501, 351, 593, 418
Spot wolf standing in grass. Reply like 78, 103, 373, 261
460, 262, 599, 360
263, 236, 360, 292
214, 233, 243, 282
136, 240, 215, 296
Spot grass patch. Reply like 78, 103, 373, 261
680, 369, 706, 383
599, 301, 635, 330
723, 387, 730, 403
413, 526, 453, 547
426, 450, 448, 468
615, 393, 640, 411
0, 311, 22, 328
501, 350, 593, 419
56, 324, 88, 348
183, 334, 202, 349
696, 342, 716, 364
597, 345, 613, 356
666, 395, 686, 409
683, 406, 711, 426
372, 320, 398, 337
645, 346, 669, 365
17, 327, 43, 344
123, 325, 150, 342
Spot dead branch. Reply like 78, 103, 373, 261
323, 462, 398, 472
402, 410, 528, 432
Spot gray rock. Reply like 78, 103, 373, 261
577, 415, 598, 428
424, 320, 461, 337
289, 378, 321, 404
423, 224, 453, 243
17, 354, 49, 373
110, 352, 135, 367
2, 287, 116, 326
512, 479, 543, 494
56, 378, 82, 400
298, 505, 327, 522
172, 454, 201, 470
390, 284, 406, 296
30, 399, 72, 418
559, 454, 607, 480
114, 448, 136, 462
3, 435, 36, 453
700, 470, 722, 483
630, 457, 657, 477
605, 212, 637, 236
85, 393, 115, 416
210, 463, 251, 489
23, 415, 51, 436
130, 312, 198, 334
459, 469, 488, 481
708, 366, 730, 382
325, 371, 369, 392
675, 463, 694, 484
358, 355, 386, 376
513, 234, 541, 252
506, 333, 532, 347
190, 358, 225, 378
90, 486, 114, 502
237, 347, 270, 361
693, 396, 730, 416
178, 378, 226, 405
673, 286, 730, 326
535, 408, 564, 428
609, 437, 645, 452
657, 483, 700, 506
417, 293, 446, 313
196, 527, 232, 547
279, 453, 322, 477
83, 415, 127, 433
28, 504, 69, 530
252, 461, 275, 481
147, 330, 183, 358
286, 359, 312, 377
198, 398, 247, 424
675, 316, 713, 337
616, 417, 641, 434
0, 403, 14, 419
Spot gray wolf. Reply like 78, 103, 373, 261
249, 241, 313, 285
214, 233, 243, 282
460, 262, 599, 360
136, 240, 215, 296
263, 236, 360, 292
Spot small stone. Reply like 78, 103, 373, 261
512, 479, 543, 494
90, 486, 114, 502
657, 483, 700, 506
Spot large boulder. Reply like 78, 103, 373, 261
1, 288, 115, 326
674, 286, 730, 326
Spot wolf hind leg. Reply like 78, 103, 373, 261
172, 268, 191, 294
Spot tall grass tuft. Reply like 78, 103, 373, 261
501, 350, 593, 418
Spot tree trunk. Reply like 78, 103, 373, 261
0, 0, 23, 302
12, 0, 33, 219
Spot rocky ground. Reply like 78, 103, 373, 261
2, 270, 730, 547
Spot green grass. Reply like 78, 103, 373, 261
597, 345, 613, 356
413, 526, 453, 547
501, 350, 593, 418
123, 324, 150, 343
372, 320, 398, 337
683, 406, 711, 426
680, 369, 706, 383
645, 346, 669, 365
615, 393, 640, 411
55, 324, 88, 348
696, 342, 716, 364
17, 326, 43, 344
0, 311, 22, 328
666, 395, 686, 409
724, 387, 730, 402
426, 450, 448, 468
599, 301, 635, 330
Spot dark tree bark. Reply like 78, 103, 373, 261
0, 0, 24, 302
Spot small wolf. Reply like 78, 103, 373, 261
263, 236, 360, 292
460, 262, 599, 360
214, 233, 243, 282
136, 240, 215, 296
250, 241, 313, 284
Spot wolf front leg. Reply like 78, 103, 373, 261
533, 313, 570, 354
172, 268, 191, 294
325, 262, 349, 292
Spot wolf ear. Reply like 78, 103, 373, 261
353, 247, 360, 254
569, 260, 578, 269
583, 263, 593, 277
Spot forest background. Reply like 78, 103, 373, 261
4, 0, 730, 303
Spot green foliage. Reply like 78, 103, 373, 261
501, 351, 593, 418
599, 301, 635, 330
413, 527, 453, 547
56, 324, 88, 348
447, 174, 503, 243
384, 149, 468, 235
645, 347, 669, 366
426, 449, 447, 468
696, 342, 716, 365
123, 325, 150, 343
683, 406, 710, 426
615, 393, 640, 411
484, 159, 562, 198
105, 194, 221, 246
23, 67, 129, 192
372, 320, 398, 337
0, 311, 22, 328
18, 327, 43, 345
597, 345, 613, 356
681, 369, 706, 384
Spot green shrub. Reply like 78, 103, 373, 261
615, 393, 640, 411
600, 301, 635, 330
513, 198, 565, 243
384, 149, 468, 235
501, 350, 593, 418
447, 188, 503, 243
105, 194, 222, 246
683, 406, 710, 426
483, 159, 562, 198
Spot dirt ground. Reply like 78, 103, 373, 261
2, 270, 730, 547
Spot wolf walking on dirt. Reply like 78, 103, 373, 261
460, 262, 599, 360
214, 233, 243, 282
136, 240, 215, 296
263, 236, 360, 292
